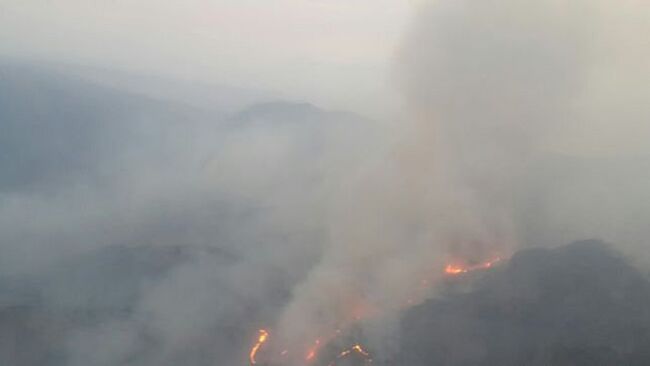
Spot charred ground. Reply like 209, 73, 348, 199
398, 240, 650, 366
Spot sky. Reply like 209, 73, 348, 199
0, 0, 413, 117
2, 1, 649, 155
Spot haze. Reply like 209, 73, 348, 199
0, 1, 649, 365
0, 0, 412, 117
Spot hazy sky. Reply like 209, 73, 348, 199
1, 1, 648, 155
0, 0, 414, 117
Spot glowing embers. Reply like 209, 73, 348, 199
247, 328, 373, 366
245, 256, 505, 365
305, 339, 321, 362
250, 329, 270, 364
444, 257, 502, 276
327, 344, 372, 366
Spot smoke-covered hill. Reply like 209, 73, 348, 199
3, 43, 650, 366
0, 61, 371, 366
2, 1, 650, 366
0, 61, 213, 194
0, 244, 292, 366
399, 240, 650, 366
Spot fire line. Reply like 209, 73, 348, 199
327, 344, 372, 366
444, 257, 501, 276
249, 329, 269, 365
246, 257, 502, 365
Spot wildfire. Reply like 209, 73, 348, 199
246, 255, 505, 366
444, 257, 501, 276
249, 329, 269, 365
305, 338, 322, 362
327, 344, 372, 366
247, 329, 373, 366
306, 350, 317, 361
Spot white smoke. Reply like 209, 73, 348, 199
275, 0, 650, 362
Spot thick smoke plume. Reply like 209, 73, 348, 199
274, 0, 650, 361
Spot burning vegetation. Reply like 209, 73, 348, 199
246, 241, 650, 366
246, 328, 372, 366
444, 257, 502, 276
398, 241, 650, 366
327, 344, 372, 366
250, 329, 270, 365
247, 256, 503, 365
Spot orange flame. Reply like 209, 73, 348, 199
327, 344, 372, 366
246, 256, 503, 365
305, 339, 321, 362
444, 257, 501, 276
249, 329, 269, 365
306, 350, 316, 361
351, 344, 371, 358
444, 264, 467, 275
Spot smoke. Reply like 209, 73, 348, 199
0, 62, 391, 365
274, 0, 650, 362
397, 0, 597, 251
0, 1, 649, 365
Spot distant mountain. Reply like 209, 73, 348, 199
4, 59, 279, 114
0, 59, 370, 366
0, 61, 369, 195
0, 61, 211, 193
230, 101, 365, 125
0, 64, 307, 366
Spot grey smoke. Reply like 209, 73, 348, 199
0, 62, 366, 365
275, 0, 650, 362
276, 0, 647, 352
0, 1, 649, 365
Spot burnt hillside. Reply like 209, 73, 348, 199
399, 240, 650, 366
